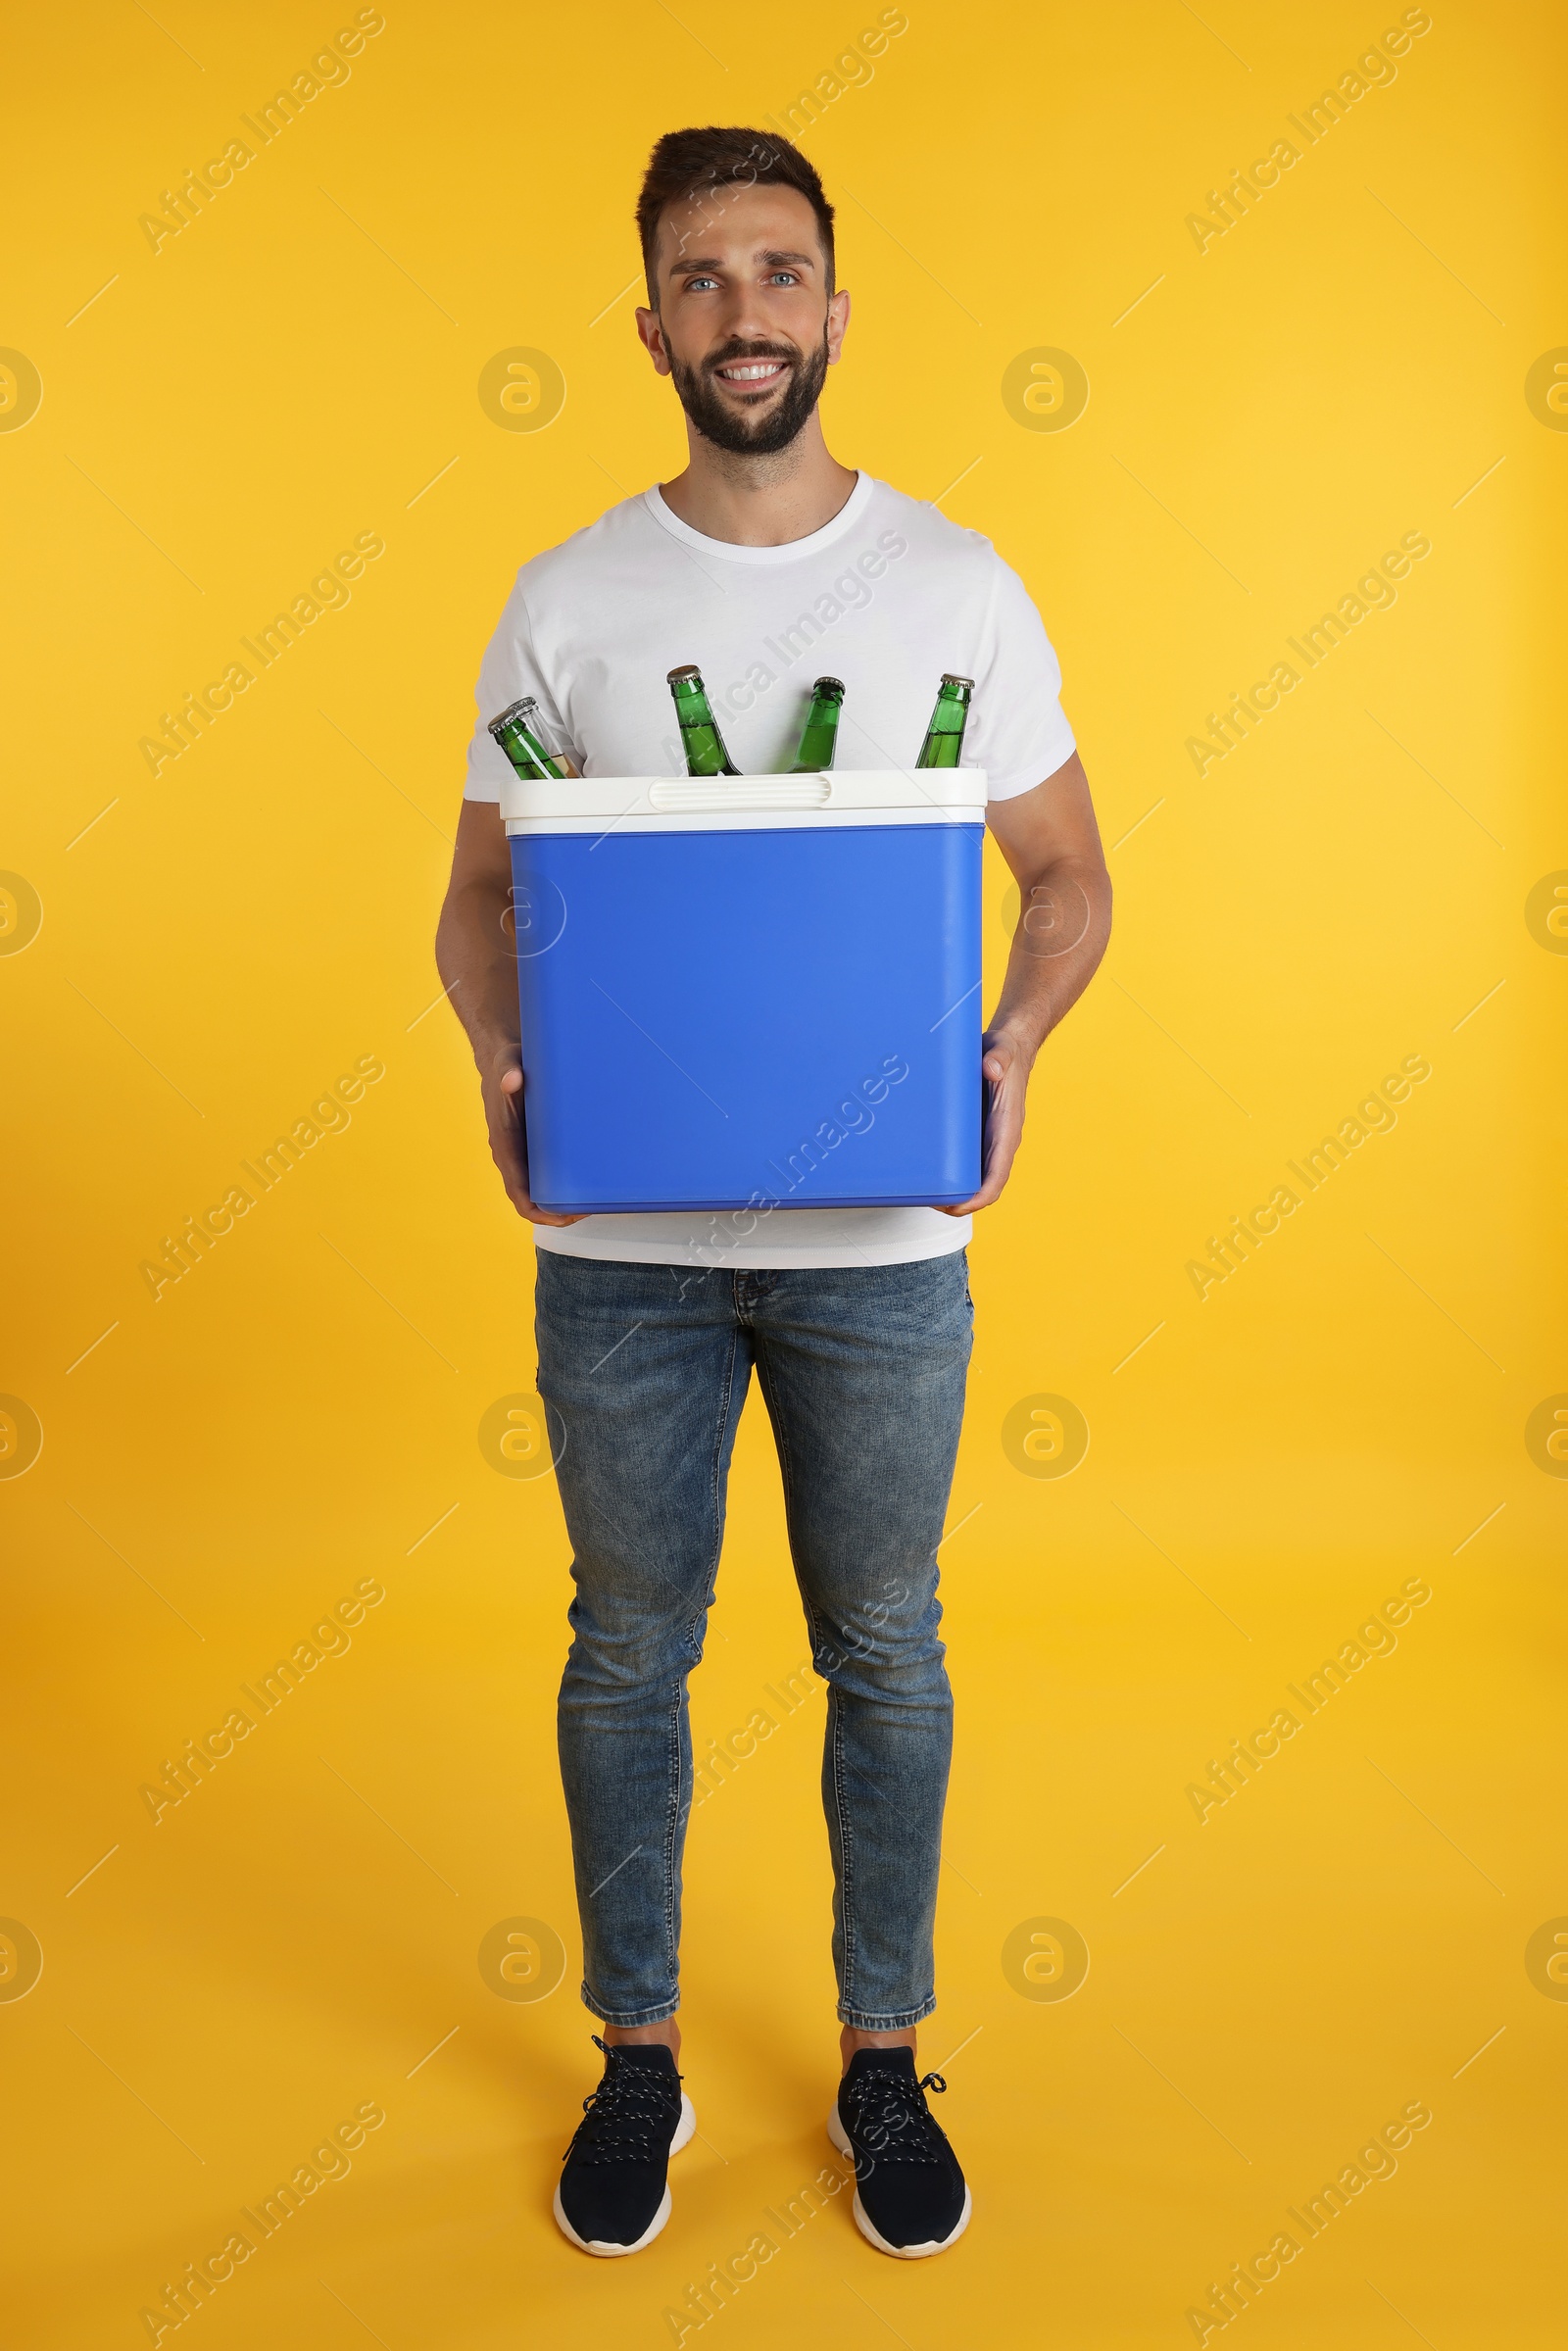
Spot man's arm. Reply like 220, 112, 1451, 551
434, 799, 583, 1226
938, 749, 1111, 1216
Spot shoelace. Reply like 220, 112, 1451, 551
564, 2035, 681, 2168
841, 2066, 950, 2167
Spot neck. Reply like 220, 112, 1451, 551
658, 412, 858, 547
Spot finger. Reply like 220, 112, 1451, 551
509, 1184, 584, 1227
496, 1162, 577, 1226
489, 1115, 582, 1227
938, 1187, 995, 1214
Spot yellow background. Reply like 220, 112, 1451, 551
4, 2, 1564, 2343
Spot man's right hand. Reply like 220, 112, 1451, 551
436, 801, 585, 1228
482, 1043, 583, 1227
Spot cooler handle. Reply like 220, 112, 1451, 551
647, 775, 833, 812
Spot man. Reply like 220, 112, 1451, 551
436, 124, 1110, 2261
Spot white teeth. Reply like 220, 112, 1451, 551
719, 363, 783, 380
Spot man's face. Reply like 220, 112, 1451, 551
636, 181, 850, 457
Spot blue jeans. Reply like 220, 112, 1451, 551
534, 1249, 972, 2031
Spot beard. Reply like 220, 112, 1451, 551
669, 330, 830, 457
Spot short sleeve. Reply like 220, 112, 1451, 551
463, 576, 572, 803
967, 555, 1077, 801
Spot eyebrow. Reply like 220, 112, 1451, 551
668, 247, 818, 276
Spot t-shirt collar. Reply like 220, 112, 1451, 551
642, 470, 875, 564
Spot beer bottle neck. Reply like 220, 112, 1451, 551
668, 672, 740, 775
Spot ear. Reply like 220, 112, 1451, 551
825, 286, 852, 366
635, 302, 672, 376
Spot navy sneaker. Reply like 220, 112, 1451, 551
554, 2036, 695, 2256
828, 2046, 971, 2257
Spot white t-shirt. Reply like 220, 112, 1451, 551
464, 471, 1076, 1270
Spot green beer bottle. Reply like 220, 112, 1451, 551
667, 664, 741, 777
789, 676, 845, 772
489, 697, 568, 781
915, 673, 973, 768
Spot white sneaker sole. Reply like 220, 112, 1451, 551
827, 2101, 973, 2258
554, 2090, 696, 2257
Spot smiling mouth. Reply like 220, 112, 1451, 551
712, 359, 790, 388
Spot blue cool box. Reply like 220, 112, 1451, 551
502, 768, 986, 1215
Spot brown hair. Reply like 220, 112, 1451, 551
635, 125, 836, 304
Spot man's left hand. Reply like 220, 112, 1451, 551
937, 1028, 1032, 1216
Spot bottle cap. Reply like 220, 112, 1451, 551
940, 674, 975, 689
666, 665, 702, 684
812, 676, 846, 696
488, 697, 538, 737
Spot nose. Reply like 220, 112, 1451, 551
710, 285, 791, 355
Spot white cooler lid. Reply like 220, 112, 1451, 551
501, 767, 988, 835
